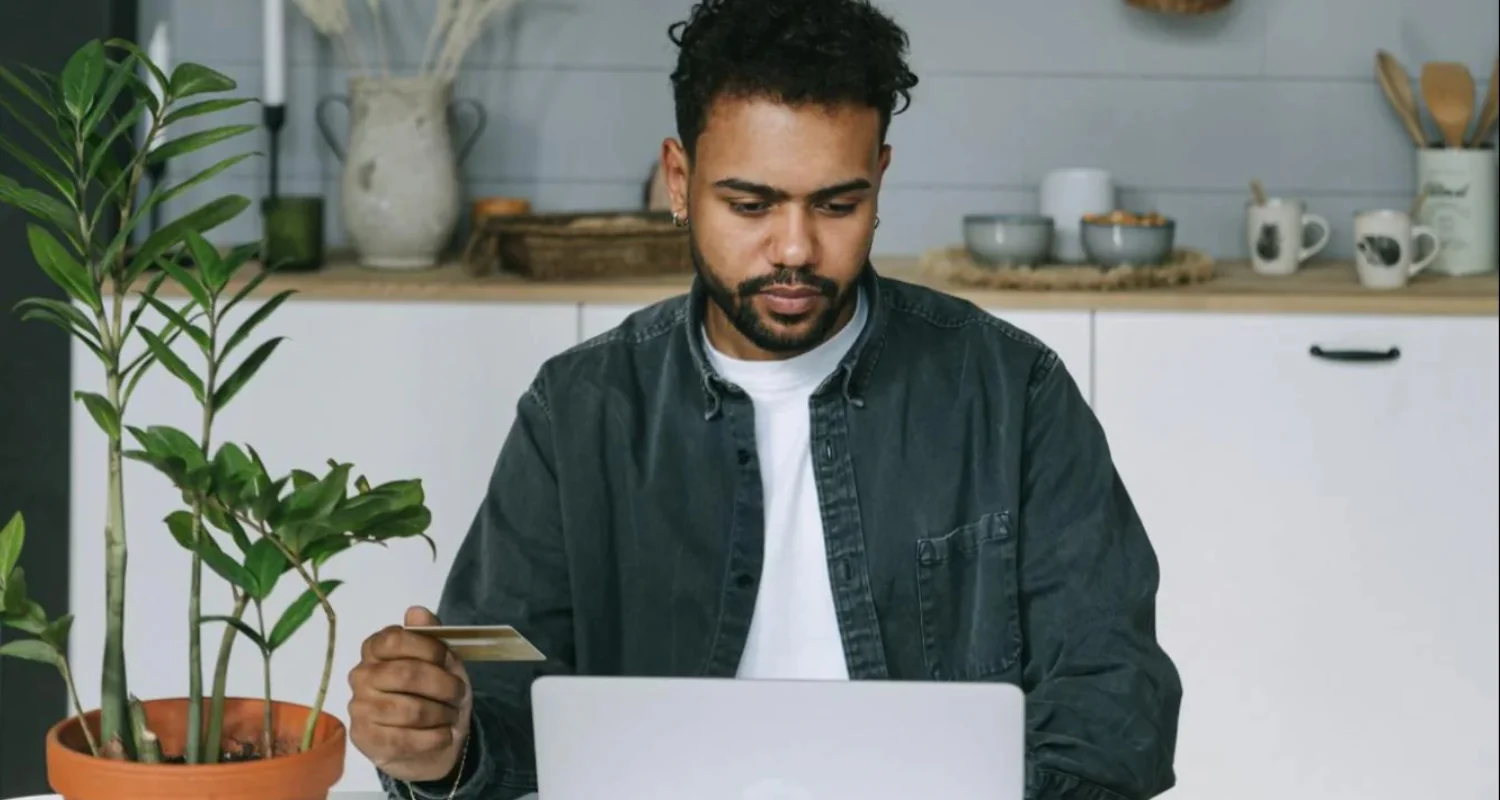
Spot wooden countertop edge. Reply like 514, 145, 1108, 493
116, 256, 1500, 317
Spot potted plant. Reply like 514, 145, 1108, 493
0, 38, 435, 800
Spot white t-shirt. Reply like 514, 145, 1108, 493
703, 289, 869, 680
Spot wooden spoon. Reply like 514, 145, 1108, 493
1375, 51, 1429, 147
1420, 61, 1476, 148
1466, 58, 1498, 147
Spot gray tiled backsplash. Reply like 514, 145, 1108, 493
143, 0, 1496, 261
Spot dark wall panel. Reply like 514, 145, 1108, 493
1, 2, 137, 796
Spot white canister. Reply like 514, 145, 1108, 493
1039, 168, 1116, 263
1415, 147, 1498, 276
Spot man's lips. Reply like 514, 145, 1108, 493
759, 285, 823, 316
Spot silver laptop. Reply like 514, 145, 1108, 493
531, 675, 1026, 800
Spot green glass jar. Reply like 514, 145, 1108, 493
261, 195, 325, 271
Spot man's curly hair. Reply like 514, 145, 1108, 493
667, 0, 919, 158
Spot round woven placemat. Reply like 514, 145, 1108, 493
920, 246, 1216, 291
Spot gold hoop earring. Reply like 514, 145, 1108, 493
874, 216, 881, 229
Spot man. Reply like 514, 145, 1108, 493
350, 0, 1182, 798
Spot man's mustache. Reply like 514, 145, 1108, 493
737, 269, 838, 299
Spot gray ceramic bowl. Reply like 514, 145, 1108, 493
963, 214, 1055, 267
1080, 218, 1176, 267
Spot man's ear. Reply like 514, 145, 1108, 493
661, 138, 691, 218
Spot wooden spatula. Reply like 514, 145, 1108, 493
1466, 59, 1498, 147
1375, 51, 1428, 147
1420, 61, 1476, 148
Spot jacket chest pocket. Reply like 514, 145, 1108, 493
914, 511, 1021, 681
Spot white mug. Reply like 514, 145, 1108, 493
1039, 168, 1115, 263
1246, 198, 1330, 276
1353, 209, 1441, 290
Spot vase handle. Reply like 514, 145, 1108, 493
448, 99, 488, 164
316, 95, 351, 163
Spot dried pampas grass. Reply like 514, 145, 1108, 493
293, 0, 520, 81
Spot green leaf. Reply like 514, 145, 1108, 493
102, 39, 166, 111
289, 470, 319, 490
81, 53, 138, 136
165, 511, 255, 594
212, 337, 284, 412
60, 40, 107, 120
0, 91, 70, 166
303, 535, 352, 570
243, 538, 287, 601
141, 293, 210, 355
221, 267, 274, 319
153, 251, 212, 311
360, 506, 434, 543
0, 638, 60, 667
2, 567, 33, 624
17, 306, 106, 364
147, 124, 256, 166
0, 513, 23, 585
125, 270, 172, 339
25, 224, 100, 313
204, 502, 253, 553
138, 327, 205, 402
0, 177, 76, 242
14, 298, 102, 344
182, 230, 224, 299
84, 102, 145, 190
122, 194, 251, 285
201, 614, 267, 653
164, 97, 255, 125
41, 613, 74, 651
211, 443, 255, 503
220, 289, 292, 363
279, 463, 351, 530
155, 152, 256, 213
0, 64, 56, 120
74, 391, 121, 439
169, 63, 237, 97
268, 580, 341, 651
0, 133, 76, 205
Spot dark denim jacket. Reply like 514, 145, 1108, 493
386, 265, 1182, 800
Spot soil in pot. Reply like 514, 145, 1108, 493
46, 697, 347, 800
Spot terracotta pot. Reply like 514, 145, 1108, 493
45, 697, 347, 800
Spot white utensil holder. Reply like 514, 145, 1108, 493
1415, 147, 1497, 276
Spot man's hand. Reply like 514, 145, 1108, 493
349, 606, 473, 783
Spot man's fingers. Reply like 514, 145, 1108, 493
349, 693, 460, 730
356, 721, 456, 762
366, 626, 451, 665
405, 605, 442, 628
362, 659, 468, 707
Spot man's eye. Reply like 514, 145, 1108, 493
729, 201, 769, 214
821, 203, 858, 216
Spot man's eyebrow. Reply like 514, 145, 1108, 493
711, 177, 873, 201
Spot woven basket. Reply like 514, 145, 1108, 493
465, 211, 692, 281
1124, 0, 1232, 13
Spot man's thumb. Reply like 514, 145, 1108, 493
404, 605, 441, 627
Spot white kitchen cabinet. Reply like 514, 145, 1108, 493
68, 298, 579, 792
583, 304, 1094, 402
1093, 311, 1499, 800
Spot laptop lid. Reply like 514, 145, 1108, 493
531, 676, 1026, 800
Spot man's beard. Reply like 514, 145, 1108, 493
691, 230, 860, 356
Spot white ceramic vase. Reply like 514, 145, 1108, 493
317, 76, 486, 269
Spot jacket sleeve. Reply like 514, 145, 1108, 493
1016, 354, 1182, 800
380, 377, 574, 800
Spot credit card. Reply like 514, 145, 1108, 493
405, 625, 547, 662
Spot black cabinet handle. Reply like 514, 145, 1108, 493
1309, 345, 1401, 363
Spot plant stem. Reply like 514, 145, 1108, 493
234, 512, 337, 752
254, 600, 273, 758
185, 312, 220, 764
101, 365, 132, 759
204, 591, 250, 764
57, 658, 100, 757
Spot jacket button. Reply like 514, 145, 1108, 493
734, 573, 755, 589
737, 449, 752, 466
